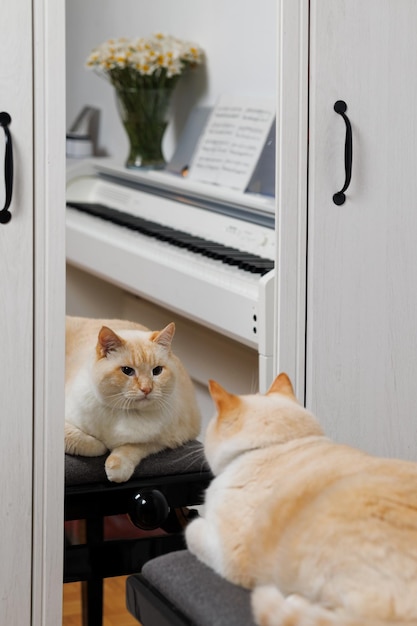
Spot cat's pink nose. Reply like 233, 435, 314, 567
141, 386, 152, 396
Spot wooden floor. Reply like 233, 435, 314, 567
63, 576, 141, 626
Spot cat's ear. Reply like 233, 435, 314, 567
150, 322, 175, 349
97, 326, 124, 357
208, 379, 240, 413
267, 372, 297, 401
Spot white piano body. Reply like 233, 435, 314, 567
66, 159, 276, 391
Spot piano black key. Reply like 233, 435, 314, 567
66, 201, 274, 276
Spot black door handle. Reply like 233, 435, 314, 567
0, 112, 13, 224
333, 100, 352, 206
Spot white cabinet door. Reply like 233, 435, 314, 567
0, 0, 35, 622
307, 0, 417, 460
0, 0, 65, 624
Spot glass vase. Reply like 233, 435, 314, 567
115, 87, 173, 169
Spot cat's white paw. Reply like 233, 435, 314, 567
65, 422, 108, 456
185, 517, 226, 578
252, 588, 327, 626
185, 517, 221, 564
105, 453, 135, 483
184, 516, 206, 555
251, 586, 287, 626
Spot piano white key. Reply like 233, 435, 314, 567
66, 208, 269, 347
67, 172, 275, 260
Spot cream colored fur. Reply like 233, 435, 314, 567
65, 316, 201, 482
185, 373, 417, 626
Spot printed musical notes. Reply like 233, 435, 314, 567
188, 95, 275, 192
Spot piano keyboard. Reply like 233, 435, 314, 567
67, 201, 274, 276
65, 160, 275, 362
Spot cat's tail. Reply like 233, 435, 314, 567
251, 585, 417, 626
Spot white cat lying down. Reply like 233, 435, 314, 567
65, 315, 201, 483
186, 373, 417, 626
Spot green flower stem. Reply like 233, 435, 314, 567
116, 86, 175, 169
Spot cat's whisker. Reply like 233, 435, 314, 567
152, 394, 173, 413
105, 391, 130, 405
169, 444, 209, 473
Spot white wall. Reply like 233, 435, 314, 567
66, 0, 277, 162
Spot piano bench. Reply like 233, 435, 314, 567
126, 550, 257, 626
64, 441, 212, 626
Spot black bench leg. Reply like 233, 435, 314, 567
81, 577, 103, 626
81, 516, 104, 626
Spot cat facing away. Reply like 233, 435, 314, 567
65, 316, 201, 483
185, 373, 417, 626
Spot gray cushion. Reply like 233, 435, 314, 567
140, 550, 256, 626
65, 440, 209, 486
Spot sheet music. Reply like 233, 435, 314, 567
187, 95, 275, 192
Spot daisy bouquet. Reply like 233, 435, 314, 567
86, 33, 204, 90
85, 34, 204, 168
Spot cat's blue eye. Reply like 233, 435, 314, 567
152, 366, 163, 376
121, 366, 135, 376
